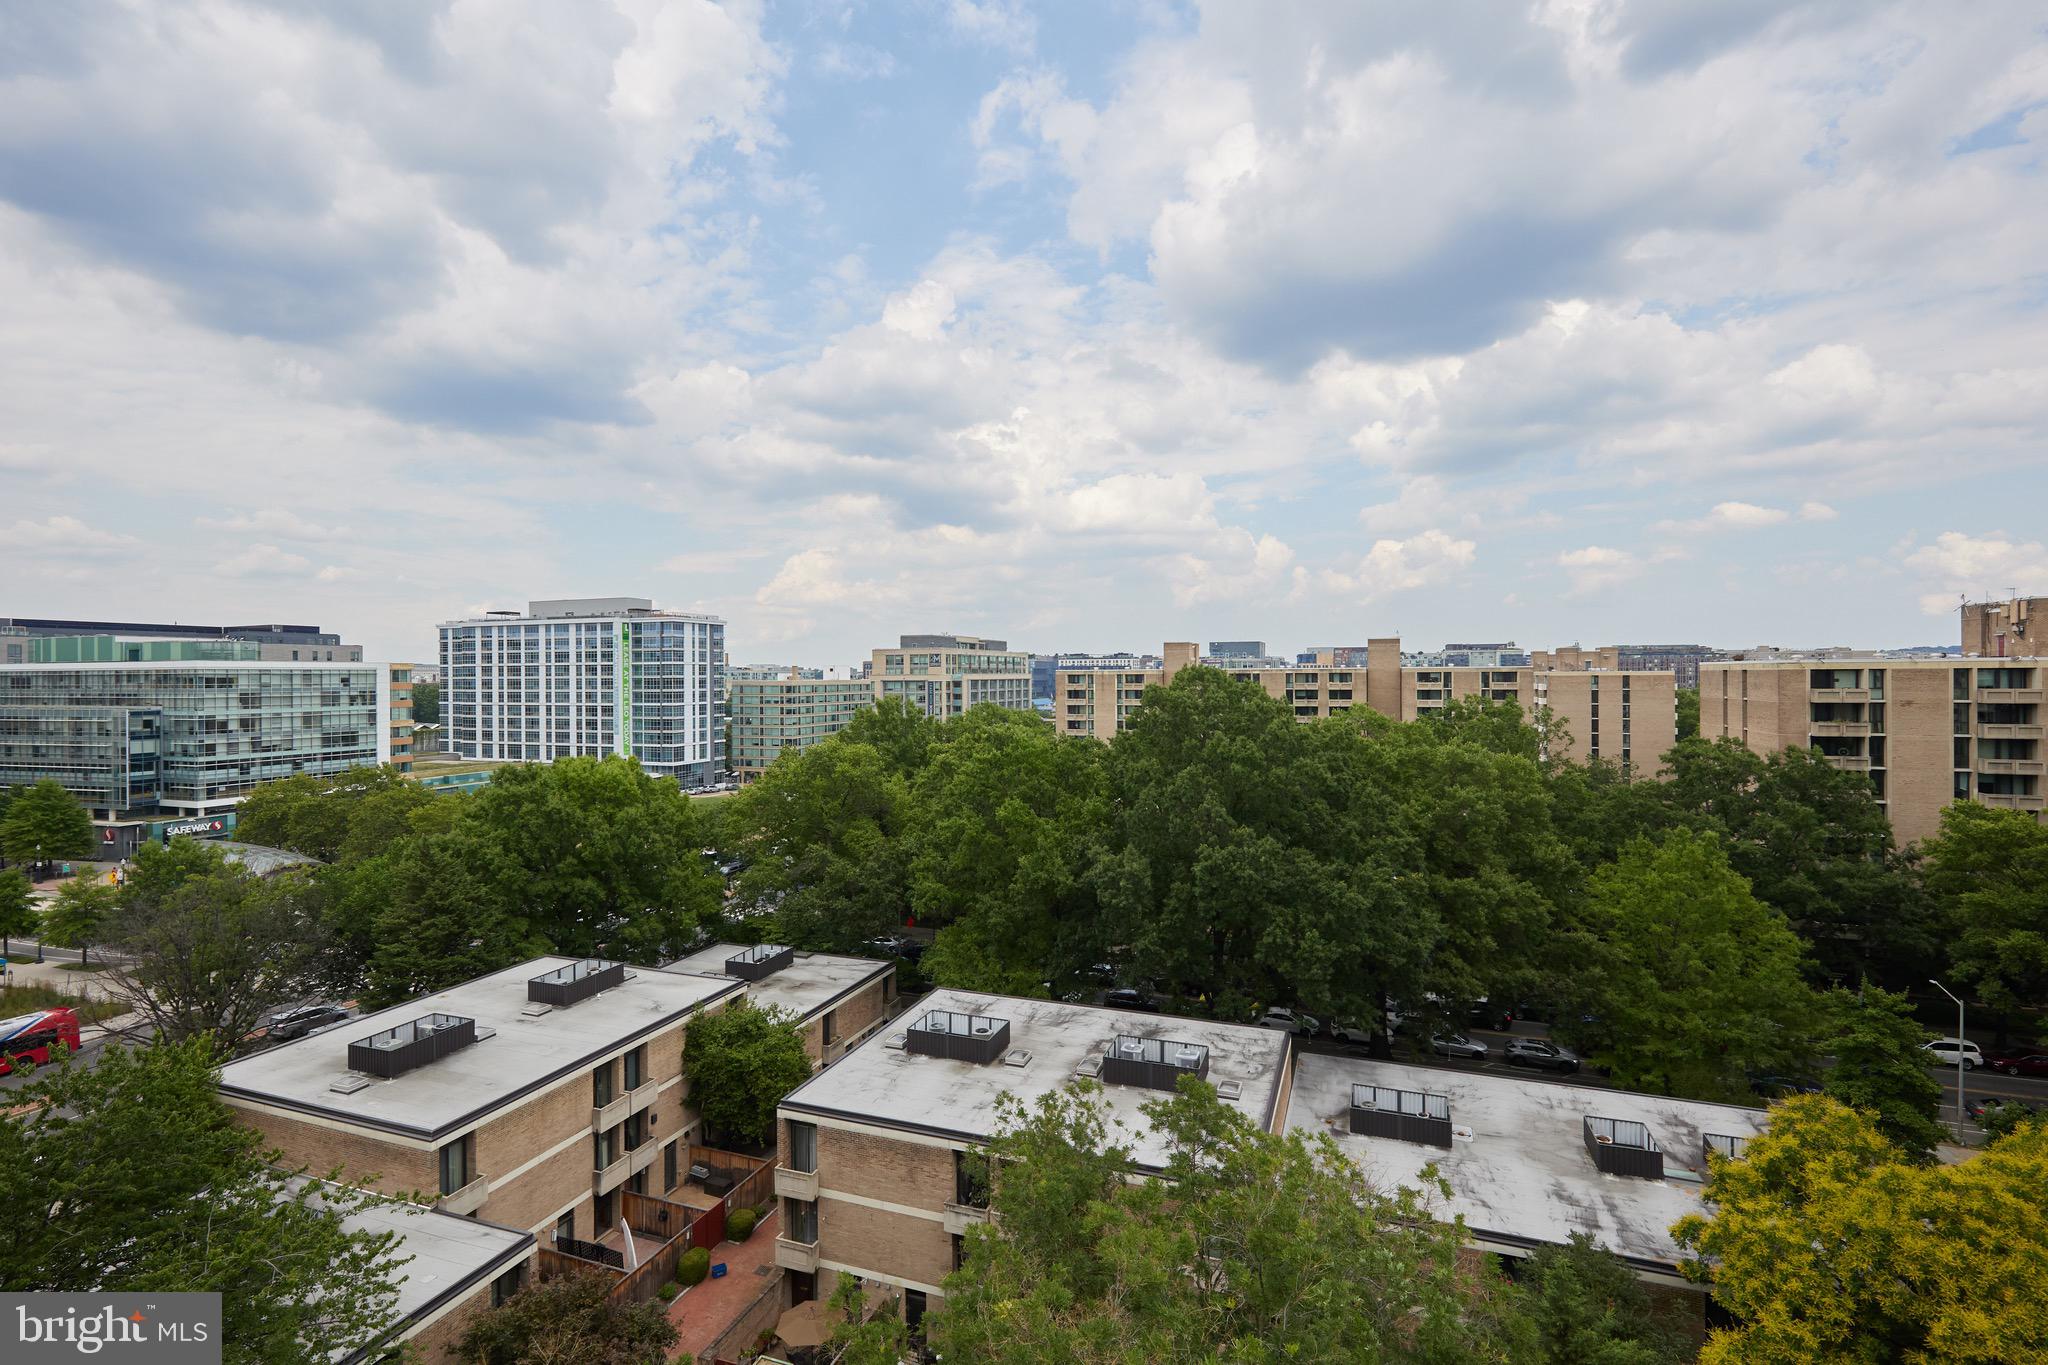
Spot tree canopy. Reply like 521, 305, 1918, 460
680, 998, 814, 1148
40, 873, 117, 965
0, 1038, 408, 1364
456, 1268, 677, 1365
1921, 801, 2048, 1029
1819, 986, 1946, 1161
0, 779, 94, 870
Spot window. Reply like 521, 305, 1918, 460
821, 1009, 837, 1047
438, 1136, 471, 1195
664, 1139, 679, 1191
490, 1264, 526, 1307
595, 1190, 616, 1231
952, 1234, 967, 1272
625, 1109, 648, 1151
593, 1060, 615, 1107
954, 1149, 990, 1208
787, 1120, 818, 1173
595, 1127, 619, 1170
786, 1197, 818, 1243
623, 1045, 644, 1091
555, 1211, 574, 1244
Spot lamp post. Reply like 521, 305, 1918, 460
1929, 978, 1966, 1144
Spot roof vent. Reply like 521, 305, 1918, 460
528, 959, 624, 1007
1101, 1035, 1210, 1092
1585, 1115, 1664, 1179
904, 1009, 1011, 1064
882, 1033, 906, 1050
1349, 1084, 1452, 1148
1703, 1132, 1749, 1165
1215, 1079, 1243, 1100
1003, 1049, 1033, 1068
1073, 1055, 1103, 1078
520, 1004, 553, 1018
725, 943, 794, 981
346, 1013, 476, 1079
328, 1073, 375, 1095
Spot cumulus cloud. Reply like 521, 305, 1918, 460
1652, 501, 1792, 535
1906, 532, 2048, 615
1557, 545, 1638, 596
1319, 530, 1477, 601
4, 515, 139, 555
213, 545, 315, 578
1799, 501, 1838, 522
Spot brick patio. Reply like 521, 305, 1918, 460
667, 1206, 782, 1362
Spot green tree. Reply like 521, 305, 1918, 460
1819, 986, 1946, 1161
40, 874, 117, 967
410, 680, 440, 724
1569, 830, 1819, 1100
455, 1268, 677, 1365
0, 778, 94, 876
359, 827, 546, 1006
233, 764, 419, 862
827, 1270, 909, 1365
0, 1038, 409, 1364
1675, 686, 1700, 741
1922, 801, 2048, 1033
1674, 1094, 2048, 1363
931, 1078, 1526, 1364
680, 999, 813, 1147
1515, 1232, 1689, 1365
0, 868, 34, 957
836, 695, 937, 773
99, 841, 331, 1046
1091, 669, 1422, 1028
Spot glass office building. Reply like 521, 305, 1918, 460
0, 661, 407, 820
439, 598, 725, 787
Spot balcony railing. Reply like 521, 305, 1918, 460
1978, 759, 2044, 777
1810, 688, 1871, 702
553, 1232, 624, 1271
773, 1166, 819, 1202
593, 1081, 659, 1133
437, 1172, 490, 1217
1978, 688, 2045, 704
1822, 755, 1872, 771
774, 1236, 820, 1274
1808, 722, 1870, 738
1978, 792, 2046, 811
1979, 724, 2045, 740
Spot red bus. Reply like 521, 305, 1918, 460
0, 1007, 81, 1076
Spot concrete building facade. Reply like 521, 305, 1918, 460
871, 635, 1031, 719
439, 597, 724, 787
727, 674, 874, 782
1701, 656, 2045, 846
0, 616, 362, 663
1961, 596, 2048, 659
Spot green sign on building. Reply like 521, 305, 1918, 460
616, 621, 633, 757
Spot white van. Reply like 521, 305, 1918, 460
1922, 1037, 1984, 1070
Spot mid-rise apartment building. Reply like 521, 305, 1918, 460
661, 943, 896, 1066
727, 673, 874, 781
1050, 639, 1676, 768
333, 1187, 534, 1363
772, 990, 1295, 1318
440, 598, 724, 787
1961, 595, 2048, 658
1536, 643, 1722, 689
1701, 656, 2045, 845
1206, 640, 1269, 660
0, 660, 414, 849
871, 635, 1031, 719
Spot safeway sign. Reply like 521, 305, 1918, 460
162, 819, 225, 841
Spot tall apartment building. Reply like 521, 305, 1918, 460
1049, 639, 1676, 768
1701, 656, 2044, 846
0, 616, 362, 663
440, 598, 724, 787
727, 673, 874, 782
774, 994, 1765, 1331
1961, 595, 2048, 658
871, 635, 1031, 719
0, 659, 414, 854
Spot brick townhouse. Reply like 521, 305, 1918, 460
659, 942, 897, 1066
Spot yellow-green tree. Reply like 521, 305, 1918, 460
1673, 1095, 2048, 1363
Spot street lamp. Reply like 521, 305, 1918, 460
1929, 978, 1966, 1145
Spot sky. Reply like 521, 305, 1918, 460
2, 1, 2046, 666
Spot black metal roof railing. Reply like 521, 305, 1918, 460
1348, 1084, 1452, 1148
528, 959, 625, 1007
725, 943, 794, 981
347, 1013, 477, 1079
904, 1009, 1011, 1063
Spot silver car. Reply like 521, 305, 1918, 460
1431, 1032, 1488, 1060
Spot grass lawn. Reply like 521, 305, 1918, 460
0, 982, 127, 1026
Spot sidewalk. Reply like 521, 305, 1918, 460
668, 1207, 782, 1362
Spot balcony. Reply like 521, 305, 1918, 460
1979, 724, 2045, 740
1979, 759, 2045, 777
1979, 793, 2046, 811
1823, 755, 1872, 772
593, 1081, 658, 1133
437, 1172, 491, 1217
943, 1201, 992, 1237
1979, 688, 2045, 704
593, 1139, 660, 1197
1808, 722, 1870, 738
773, 1166, 819, 1202
1811, 688, 1871, 702
774, 1236, 820, 1274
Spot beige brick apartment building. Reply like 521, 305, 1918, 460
872, 634, 1033, 718
1701, 655, 2045, 846
660, 942, 897, 1066
1050, 637, 1676, 769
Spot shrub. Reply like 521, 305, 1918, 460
678, 1247, 710, 1287
727, 1207, 757, 1241
657, 1282, 679, 1302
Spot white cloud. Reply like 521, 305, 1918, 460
1905, 532, 2048, 615
4, 515, 139, 554
1319, 530, 1476, 601
196, 509, 355, 541
1557, 545, 1638, 595
1799, 501, 1838, 522
1651, 501, 1792, 535
213, 544, 314, 578
947, 0, 1035, 55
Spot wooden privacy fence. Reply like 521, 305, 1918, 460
611, 1191, 700, 1306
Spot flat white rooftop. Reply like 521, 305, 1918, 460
332, 1194, 530, 1359
1286, 1053, 1770, 1275
659, 943, 890, 1023
780, 989, 1292, 1170
219, 957, 740, 1139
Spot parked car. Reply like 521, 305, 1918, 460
1257, 1007, 1321, 1037
1966, 1095, 2041, 1123
1465, 999, 1515, 1032
265, 1004, 350, 1041
862, 934, 926, 964
1103, 988, 1162, 1013
1319, 1018, 1375, 1047
1922, 1037, 1984, 1070
1431, 1032, 1489, 1060
1748, 1073, 1825, 1099
1986, 1052, 2048, 1078
1504, 1039, 1580, 1074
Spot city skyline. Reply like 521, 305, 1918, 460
3, 3, 2046, 663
